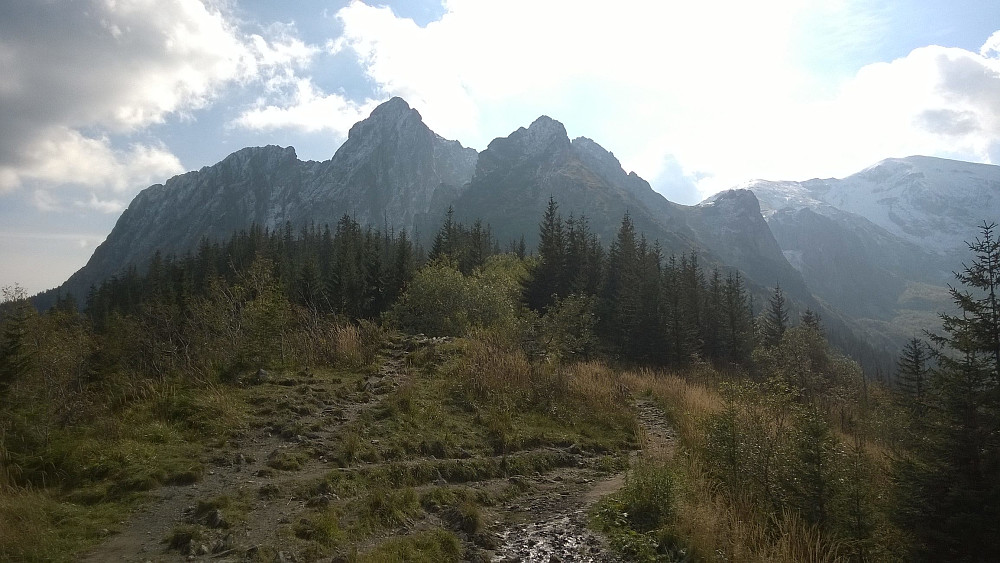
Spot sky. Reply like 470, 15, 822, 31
2, 0, 1000, 295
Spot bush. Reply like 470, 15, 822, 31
390, 255, 529, 338
538, 293, 598, 362
620, 461, 676, 532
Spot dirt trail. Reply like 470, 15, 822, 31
82, 338, 677, 562
82, 337, 414, 563
489, 397, 677, 562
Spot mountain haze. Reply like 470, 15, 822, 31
55, 98, 477, 302
744, 155, 1000, 347
50, 98, 808, 311
453, 116, 810, 300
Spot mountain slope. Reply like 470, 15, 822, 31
743, 155, 1000, 347
45, 97, 819, 335
56, 98, 476, 302
819, 156, 1000, 255
453, 116, 810, 300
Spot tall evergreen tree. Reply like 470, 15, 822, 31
896, 337, 931, 414
763, 284, 789, 347
801, 308, 822, 334
524, 197, 568, 311
895, 221, 1000, 561
601, 212, 643, 358
723, 272, 755, 367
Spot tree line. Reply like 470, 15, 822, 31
4, 201, 997, 560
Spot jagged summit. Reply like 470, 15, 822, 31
481, 115, 572, 162
53, 98, 478, 303
571, 137, 624, 174
700, 188, 763, 214
214, 145, 299, 171
370, 95, 412, 115
343, 97, 426, 147
526, 115, 568, 138
48, 97, 810, 321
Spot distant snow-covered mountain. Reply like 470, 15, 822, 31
737, 155, 1000, 347
753, 156, 1000, 255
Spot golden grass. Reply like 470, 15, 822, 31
622, 368, 724, 445
563, 361, 632, 417
668, 456, 845, 563
617, 367, 851, 562
0, 486, 125, 563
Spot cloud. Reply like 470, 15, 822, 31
0, 127, 183, 196
76, 193, 127, 215
235, 77, 376, 134
0, 0, 318, 198
804, 42, 1000, 174
329, 1, 1000, 202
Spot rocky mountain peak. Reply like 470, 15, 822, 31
218, 145, 299, 172
365, 96, 419, 124
527, 115, 568, 138
343, 97, 425, 146
700, 189, 763, 217
487, 115, 571, 158
571, 137, 623, 173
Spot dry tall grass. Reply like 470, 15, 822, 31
622, 368, 723, 444
621, 368, 851, 562
668, 455, 846, 562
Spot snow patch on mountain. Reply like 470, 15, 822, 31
745, 156, 1000, 255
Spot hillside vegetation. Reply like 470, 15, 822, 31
2, 208, 998, 561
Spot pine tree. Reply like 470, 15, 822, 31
0, 285, 35, 397
895, 337, 930, 415
429, 206, 457, 261
946, 220, 1000, 381
895, 221, 1000, 560
702, 269, 724, 361
763, 284, 789, 347
723, 272, 755, 367
295, 259, 324, 312
801, 308, 822, 334
524, 197, 567, 311
601, 212, 642, 358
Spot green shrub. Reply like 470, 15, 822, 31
620, 461, 676, 532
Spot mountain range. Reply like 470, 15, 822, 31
745, 156, 1000, 348
52, 98, 808, 307
39, 97, 1000, 362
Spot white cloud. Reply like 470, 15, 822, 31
235, 77, 376, 134
981, 30, 1000, 57
76, 193, 127, 215
330, 0, 1000, 203
0, 0, 319, 198
0, 126, 183, 196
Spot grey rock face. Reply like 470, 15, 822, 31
54, 98, 806, 318
743, 155, 997, 344
58, 98, 477, 301
456, 116, 808, 300
691, 189, 810, 300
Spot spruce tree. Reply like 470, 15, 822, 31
723, 272, 755, 367
895, 337, 930, 414
601, 212, 642, 358
524, 197, 567, 311
895, 221, 1000, 560
801, 308, 822, 334
763, 284, 789, 347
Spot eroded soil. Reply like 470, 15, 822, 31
81, 337, 676, 562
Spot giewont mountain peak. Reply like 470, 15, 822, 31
48, 97, 807, 321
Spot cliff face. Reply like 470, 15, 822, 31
58, 98, 477, 300
54, 97, 808, 317
742, 155, 1000, 346
454, 117, 808, 300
